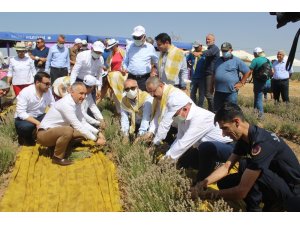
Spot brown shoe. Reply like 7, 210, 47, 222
52, 156, 73, 166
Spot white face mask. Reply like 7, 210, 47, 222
57, 43, 64, 48
134, 40, 144, 47
126, 89, 138, 99
173, 115, 186, 124
91, 51, 100, 59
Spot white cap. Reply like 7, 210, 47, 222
81, 40, 87, 45
0, 80, 10, 89
253, 47, 263, 53
74, 38, 82, 44
92, 41, 105, 52
132, 25, 146, 36
164, 91, 192, 119
83, 75, 101, 86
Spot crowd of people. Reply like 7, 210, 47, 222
0, 25, 299, 211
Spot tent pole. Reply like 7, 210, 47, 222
6, 41, 10, 56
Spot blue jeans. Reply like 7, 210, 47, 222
214, 91, 238, 112
15, 114, 45, 145
190, 78, 205, 107
253, 79, 267, 114
177, 141, 234, 182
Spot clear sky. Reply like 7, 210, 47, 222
0, 12, 299, 59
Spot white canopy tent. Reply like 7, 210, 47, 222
232, 50, 254, 62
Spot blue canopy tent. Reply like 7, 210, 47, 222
0, 31, 193, 56
87, 35, 128, 46
0, 32, 88, 56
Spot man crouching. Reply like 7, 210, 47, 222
37, 82, 106, 166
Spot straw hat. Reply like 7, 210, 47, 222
14, 42, 27, 51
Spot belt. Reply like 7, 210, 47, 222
128, 73, 150, 80
274, 78, 289, 81
50, 67, 67, 70
38, 128, 47, 132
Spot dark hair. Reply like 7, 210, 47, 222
37, 38, 45, 42
214, 102, 246, 125
34, 71, 51, 83
155, 33, 171, 44
58, 34, 65, 40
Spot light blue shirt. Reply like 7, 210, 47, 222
45, 44, 70, 73
120, 95, 153, 136
123, 42, 158, 75
214, 56, 250, 93
272, 60, 293, 80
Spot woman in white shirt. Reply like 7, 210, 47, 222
7, 42, 36, 96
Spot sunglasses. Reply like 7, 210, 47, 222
124, 86, 137, 92
132, 35, 144, 41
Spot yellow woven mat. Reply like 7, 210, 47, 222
0, 144, 121, 212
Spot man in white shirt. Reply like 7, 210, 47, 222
70, 41, 105, 100
272, 50, 294, 103
166, 100, 234, 182
142, 76, 191, 145
37, 82, 106, 166
122, 25, 158, 91
82, 75, 105, 129
120, 79, 153, 139
15, 72, 55, 146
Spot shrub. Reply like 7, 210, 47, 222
101, 98, 233, 212
0, 111, 18, 175
0, 111, 18, 142
279, 122, 299, 139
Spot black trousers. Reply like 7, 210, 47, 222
50, 67, 68, 84
128, 73, 150, 92
204, 75, 214, 112
177, 141, 234, 183
272, 78, 289, 102
15, 114, 45, 145
217, 159, 300, 212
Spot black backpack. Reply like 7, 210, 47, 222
254, 59, 273, 81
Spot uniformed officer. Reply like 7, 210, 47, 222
191, 103, 300, 212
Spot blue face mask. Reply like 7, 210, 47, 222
222, 51, 232, 59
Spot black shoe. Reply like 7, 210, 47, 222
52, 156, 73, 166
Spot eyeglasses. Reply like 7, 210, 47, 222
41, 82, 51, 86
132, 35, 144, 40
147, 86, 159, 95
124, 86, 137, 92
36, 41, 43, 44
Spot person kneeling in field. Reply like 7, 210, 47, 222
120, 79, 153, 141
37, 82, 106, 166
160, 99, 234, 182
191, 103, 300, 212
82, 75, 106, 130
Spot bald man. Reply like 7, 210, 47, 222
120, 79, 153, 139
272, 50, 293, 103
